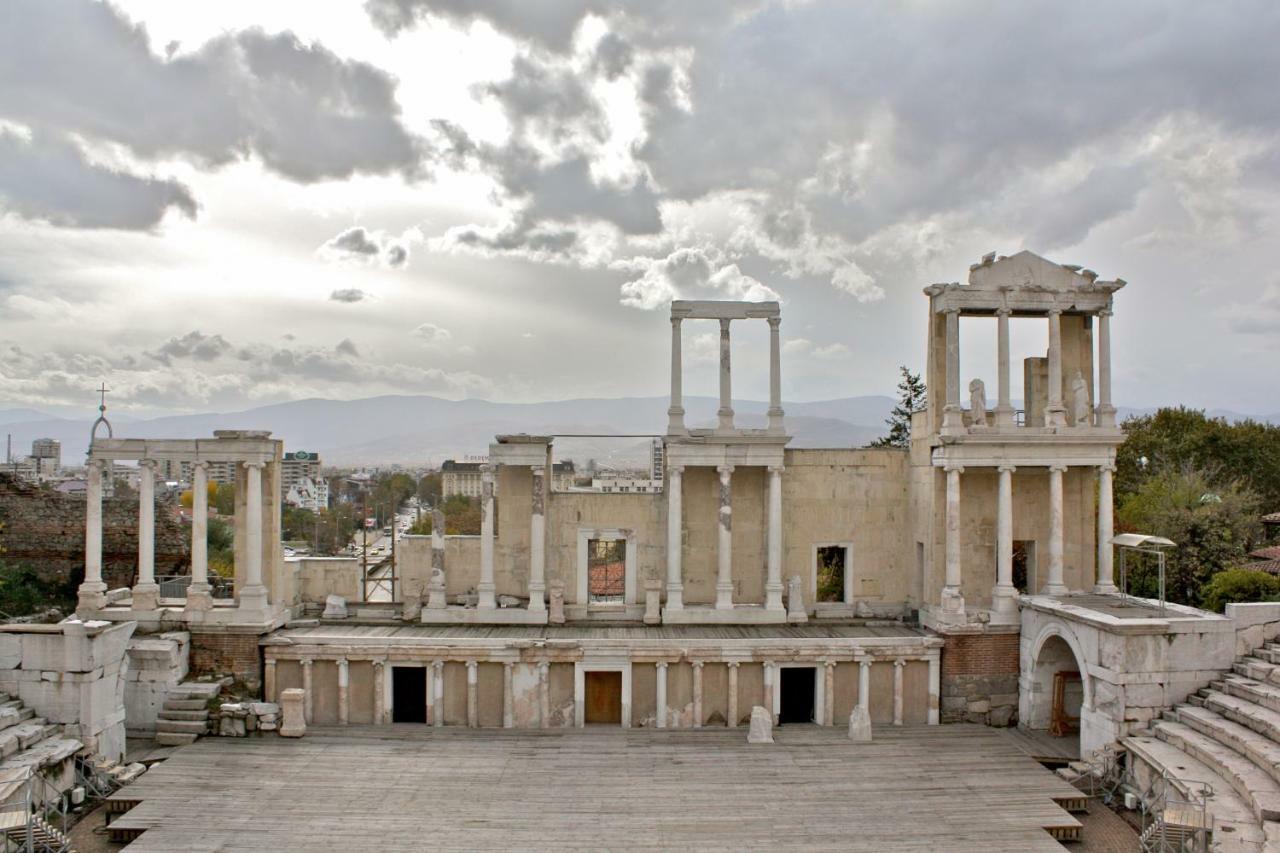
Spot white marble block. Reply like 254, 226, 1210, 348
848, 705, 872, 742
323, 595, 347, 619
747, 705, 773, 744
279, 688, 306, 738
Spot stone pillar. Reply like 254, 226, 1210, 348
301, 658, 314, 724
991, 464, 1018, 620
892, 659, 905, 726
503, 662, 514, 728
765, 465, 784, 612
478, 465, 497, 610
665, 465, 684, 611
717, 318, 734, 431
655, 661, 668, 729
691, 661, 704, 728
186, 461, 213, 612
239, 461, 269, 610
466, 661, 478, 728
767, 316, 784, 433
858, 658, 871, 712
78, 459, 106, 612
942, 309, 964, 431
373, 659, 386, 725
995, 308, 1015, 428
337, 658, 349, 725
538, 662, 550, 729
1096, 464, 1117, 593
424, 662, 434, 725
941, 465, 965, 618
715, 465, 734, 610
668, 317, 686, 434
1045, 309, 1066, 427
763, 661, 776, 724
132, 459, 159, 610
823, 661, 835, 726
1043, 464, 1068, 595
927, 655, 940, 725
726, 662, 739, 728
528, 466, 546, 612
264, 658, 277, 703
428, 508, 447, 609
432, 661, 444, 728
1096, 309, 1116, 428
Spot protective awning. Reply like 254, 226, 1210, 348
1109, 533, 1176, 548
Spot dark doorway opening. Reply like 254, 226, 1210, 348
1013, 540, 1037, 593
392, 667, 426, 723
584, 671, 623, 724
779, 667, 816, 724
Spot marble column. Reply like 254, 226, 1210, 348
337, 658, 349, 725
424, 662, 434, 725
528, 466, 546, 612
765, 465, 784, 612
991, 464, 1019, 619
691, 661, 703, 728
665, 466, 684, 611
995, 308, 1015, 428
1043, 464, 1068, 594
726, 662, 739, 728
186, 462, 213, 612
78, 459, 106, 612
538, 662, 550, 729
432, 661, 444, 728
427, 508, 447, 609
373, 659, 386, 725
767, 316, 784, 433
239, 461, 269, 610
715, 465, 734, 610
927, 655, 940, 725
1095, 464, 1117, 592
823, 661, 836, 726
466, 661, 478, 728
892, 659, 905, 726
668, 317, 686, 434
301, 658, 314, 724
764, 661, 776, 724
503, 662, 514, 728
130, 460, 159, 610
478, 465, 497, 610
858, 658, 871, 713
264, 659, 277, 704
942, 309, 964, 431
941, 465, 965, 617
655, 661, 668, 728
717, 318, 734, 431
1096, 309, 1116, 428
1046, 309, 1066, 427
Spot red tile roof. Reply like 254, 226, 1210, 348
1249, 545, 1280, 561
1240, 559, 1280, 575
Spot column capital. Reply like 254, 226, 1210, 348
537, 661, 550, 674
432, 660, 444, 672
335, 657, 348, 667
1047, 307, 1063, 317
995, 306, 1012, 317
997, 463, 1016, 474
670, 316, 682, 328
1099, 462, 1117, 473
768, 464, 785, 475
763, 659, 775, 669
858, 657, 872, 669
717, 464, 735, 476
943, 463, 964, 474
943, 307, 960, 316
530, 464, 545, 477
480, 463, 495, 476
139, 458, 156, 471
465, 659, 478, 669
823, 659, 837, 670
243, 460, 264, 471
894, 658, 906, 668
502, 660, 514, 669
767, 316, 781, 329
719, 317, 731, 332
1098, 308, 1113, 318
655, 660, 669, 671
726, 660, 739, 669
372, 658, 386, 669
668, 464, 684, 476
1049, 463, 1068, 474
690, 660, 703, 671
191, 460, 208, 471
300, 658, 313, 667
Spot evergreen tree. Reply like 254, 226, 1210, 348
872, 366, 927, 448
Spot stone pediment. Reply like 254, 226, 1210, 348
966, 250, 1119, 292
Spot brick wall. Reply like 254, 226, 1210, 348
939, 630, 1021, 726
189, 630, 265, 692
0, 472, 189, 589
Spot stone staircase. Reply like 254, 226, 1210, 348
0, 693, 82, 792
1125, 642, 1280, 852
155, 682, 221, 746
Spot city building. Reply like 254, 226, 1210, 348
591, 476, 661, 494
441, 459, 484, 498
281, 451, 322, 497
284, 475, 329, 512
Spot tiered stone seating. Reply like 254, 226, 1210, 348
1125, 642, 1280, 852
155, 681, 219, 746
0, 693, 82, 796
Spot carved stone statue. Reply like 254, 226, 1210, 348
1070, 371, 1091, 426
968, 378, 988, 426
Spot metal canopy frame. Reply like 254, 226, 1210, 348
1110, 534, 1177, 615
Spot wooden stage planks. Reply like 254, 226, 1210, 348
108, 724, 1083, 851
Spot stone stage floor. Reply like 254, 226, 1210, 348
107, 724, 1089, 852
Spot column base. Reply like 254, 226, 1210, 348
1096, 405, 1117, 428
1039, 582, 1069, 596
764, 583, 784, 612
939, 586, 966, 621
667, 408, 686, 435
767, 410, 785, 433
527, 581, 546, 612
476, 584, 497, 610
131, 583, 160, 611
989, 585, 1020, 624
1093, 583, 1119, 595
184, 584, 214, 613
994, 405, 1016, 428
426, 585, 447, 609
714, 584, 734, 610
76, 582, 107, 615
664, 585, 683, 611
1045, 405, 1067, 428
236, 583, 270, 617
942, 405, 965, 433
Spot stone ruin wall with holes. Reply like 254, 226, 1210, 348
0, 472, 189, 591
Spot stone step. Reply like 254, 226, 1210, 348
163, 698, 208, 712
1176, 705, 1280, 791
168, 682, 223, 702
1124, 732, 1266, 852
1202, 690, 1280, 747
156, 719, 207, 735
1257, 646, 1280, 665
1154, 719, 1280, 823
0, 720, 55, 757
0, 704, 34, 734
159, 709, 209, 723
5, 736, 83, 773
155, 731, 199, 747
1234, 657, 1280, 685
1221, 675, 1280, 716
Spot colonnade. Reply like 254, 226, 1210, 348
668, 311, 784, 435
476, 461, 547, 612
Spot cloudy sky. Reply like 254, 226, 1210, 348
1, 0, 1278, 420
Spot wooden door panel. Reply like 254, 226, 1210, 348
584, 671, 623, 724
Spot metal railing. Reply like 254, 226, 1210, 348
156, 574, 235, 600
0, 768, 74, 853
1139, 769, 1211, 853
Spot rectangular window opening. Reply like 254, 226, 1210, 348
1013, 540, 1037, 594
816, 545, 847, 604
587, 538, 626, 605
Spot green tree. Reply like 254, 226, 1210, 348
1116, 465, 1262, 605
1200, 569, 1280, 613
871, 366, 926, 448
417, 472, 441, 504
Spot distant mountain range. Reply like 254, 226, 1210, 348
1, 396, 1277, 468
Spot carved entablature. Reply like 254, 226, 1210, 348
923, 250, 1126, 316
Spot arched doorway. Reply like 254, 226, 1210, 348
1025, 631, 1088, 737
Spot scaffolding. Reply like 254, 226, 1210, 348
1111, 533, 1177, 615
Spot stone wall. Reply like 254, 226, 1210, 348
938, 628, 1020, 725
189, 628, 265, 690
0, 472, 189, 590
124, 631, 189, 735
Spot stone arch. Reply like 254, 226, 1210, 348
1024, 621, 1091, 731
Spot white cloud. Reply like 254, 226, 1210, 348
412, 322, 453, 344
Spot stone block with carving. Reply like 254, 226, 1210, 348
323, 595, 347, 619
747, 705, 773, 744
549, 581, 566, 625
279, 688, 306, 738
847, 705, 872, 742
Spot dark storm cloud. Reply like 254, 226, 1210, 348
320, 227, 412, 268
329, 288, 369, 303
